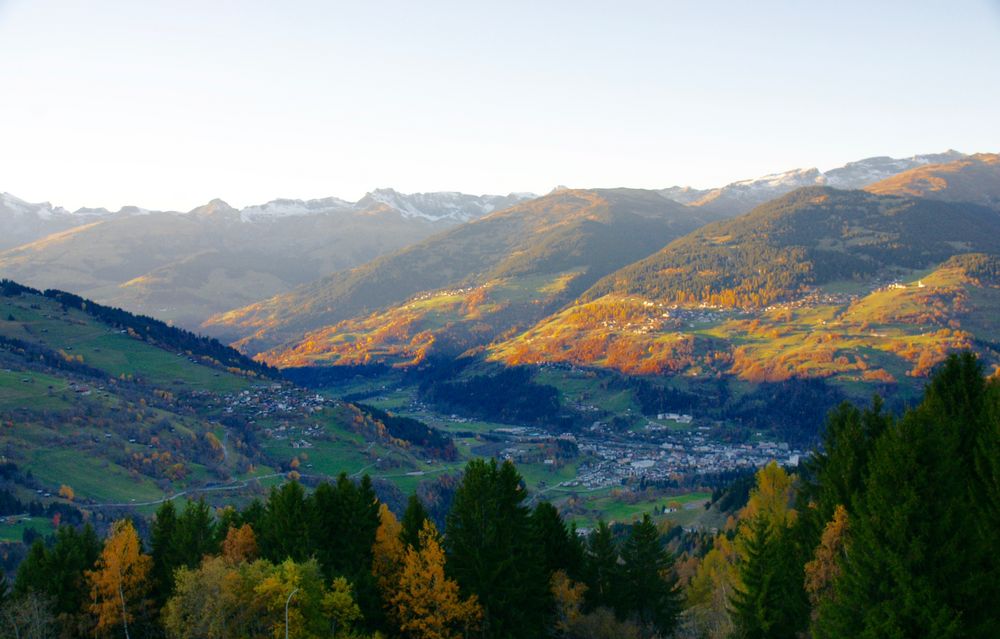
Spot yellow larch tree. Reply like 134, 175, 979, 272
390, 520, 481, 639
372, 503, 405, 590
221, 523, 258, 565
804, 504, 850, 613
86, 519, 153, 639
372, 502, 406, 626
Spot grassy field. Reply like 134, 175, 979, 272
0, 369, 76, 410
553, 489, 713, 528
29, 449, 164, 503
0, 516, 56, 542
0, 297, 249, 392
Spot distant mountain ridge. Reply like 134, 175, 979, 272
660, 150, 966, 217
0, 189, 536, 327
865, 152, 1000, 209
203, 188, 724, 358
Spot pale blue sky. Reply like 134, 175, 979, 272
1, 0, 998, 210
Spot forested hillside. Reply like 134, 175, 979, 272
3, 354, 996, 638
585, 187, 1000, 307
206, 189, 727, 358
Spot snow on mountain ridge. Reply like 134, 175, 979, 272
1, 192, 71, 220
361, 188, 534, 222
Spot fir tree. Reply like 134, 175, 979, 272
400, 493, 430, 550
173, 498, 218, 569
618, 514, 681, 636
816, 354, 996, 637
445, 459, 551, 639
529, 501, 583, 580
262, 481, 310, 562
150, 500, 179, 603
582, 520, 620, 613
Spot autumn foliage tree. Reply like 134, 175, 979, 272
390, 520, 481, 639
86, 519, 153, 639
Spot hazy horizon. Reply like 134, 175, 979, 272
2, 0, 999, 211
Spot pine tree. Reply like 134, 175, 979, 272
150, 500, 179, 603
400, 493, 430, 550
41, 524, 102, 619
729, 462, 810, 639
582, 520, 620, 613
13, 538, 49, 596
804, 397, 890, 523
529, 502, 583, 580
263, 481, 310, 562
174, 498, 218, 568
815, 354, 996, 637
445, 459, 550, 639
730, 514, 808, 639
618, 514, 681, 636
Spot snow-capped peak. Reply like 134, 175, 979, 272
1, 192, 71, 220
357, 188, 534, 222
238, 197, 354, 222
729, 167, 825, 190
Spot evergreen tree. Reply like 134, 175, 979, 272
173, 498, 218, 568
730, 515, 783, 639
618, 514, 681, 636
529, 501, 583, 580
445, 459, 550, 639
582, 520, 620, 613
41, 524, 102, 619
213, 505, 242, 546
307, 474, 382, 630
150, 500, 179, 603
400, 493, 430, 550
804, 397, 890, 522
262, 481, 310, 562
13, 538, 48, 596
816, 354, 997, 637
308, 474, 380, 578
729, 463, 810, 639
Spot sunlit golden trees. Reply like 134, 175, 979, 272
371, 503, 406, 626
804, 504, 849, 617
390, 520, 481, 639
86, 519, 152, 639
221, 523, 258, 565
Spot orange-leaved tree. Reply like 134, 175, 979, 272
371, 502, 406, 625
86, 519, 152, 639
221, 523, 258, 565
391, 520, 481, 639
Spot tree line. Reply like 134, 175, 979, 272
3, 462, 681, 639
683, 352, 999, 638
3, 353, 997, 638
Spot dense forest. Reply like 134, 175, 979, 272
585, 188, 1000, 308
2, 354, 997, 638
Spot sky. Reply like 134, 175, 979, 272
1, 0, 999, 211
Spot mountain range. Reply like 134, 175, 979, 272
4, 149, 999, 395
0, 189, 532, 327
206, 152, 1000, 392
